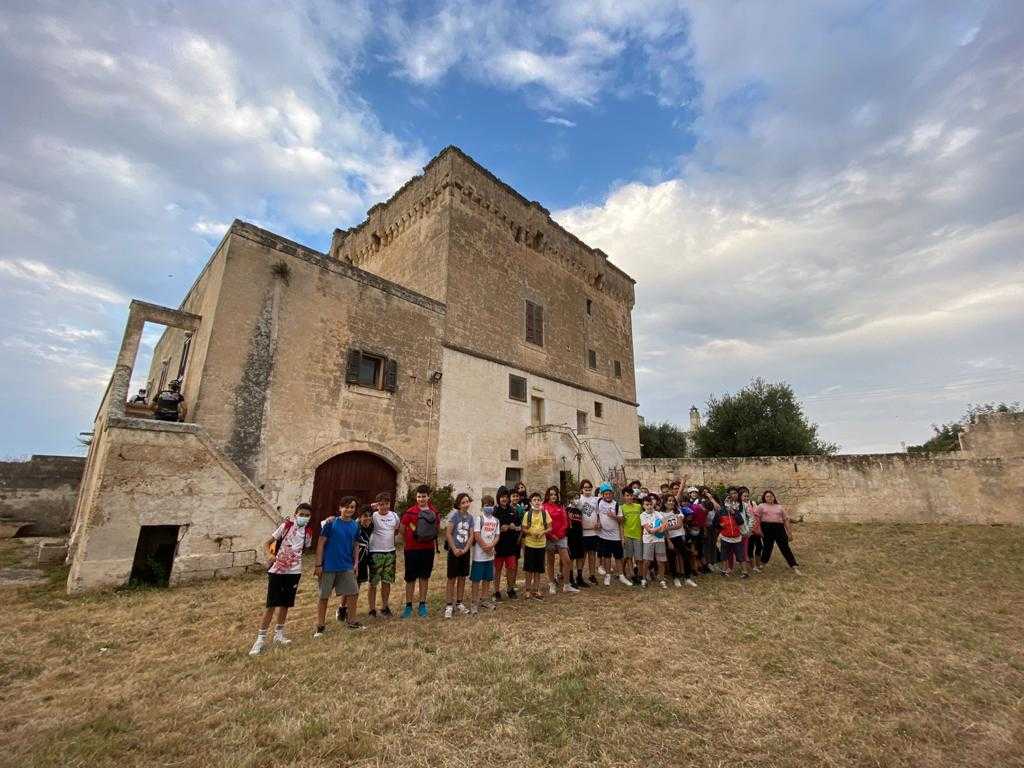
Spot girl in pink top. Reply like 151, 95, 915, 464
542, 486, 579, 595
752, 490, 802, 574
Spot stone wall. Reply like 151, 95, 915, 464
624, 454, 1024, 525
0, 455, 85, 535
960, 412, 1024, 459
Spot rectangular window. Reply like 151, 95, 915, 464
509, 374, 527, 402
345, 349, 396, 391
358, 353, 383, 388
505, 467, 523, 486
588, 349, 598, 370
594, 401, 603, 419
531, 396, 545, 426
577, 410, 588, 434
614, 360, 622, 379
525, 300, 544, 346
586, 298, 592, 316
510, 449, 519, 461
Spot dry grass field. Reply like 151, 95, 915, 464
2, 523, 1022, 768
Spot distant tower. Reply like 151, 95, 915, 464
689, 406, 700, 432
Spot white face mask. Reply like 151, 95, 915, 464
295, 515, 310, 527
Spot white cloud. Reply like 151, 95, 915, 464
0, 259, 125, 304
191, 218, 230, 238
543, 116, 577, 128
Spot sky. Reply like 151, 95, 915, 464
1, 0, 1022, 457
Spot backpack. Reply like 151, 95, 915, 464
524, 507, 549, 530
270, 519, 294, 557
414, 507, 438, 542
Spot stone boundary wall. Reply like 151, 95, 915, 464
624, 454, 1024, 525
0, 455, 85, 535
961, 413, 1024, 459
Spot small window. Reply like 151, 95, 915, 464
345, 349, 396, 391
588, 349, 597, 370
505, 467, 523, 485
531, 396, 545, 426
358, 353, 383, 387
577, 410, 588, 434
594, 401, 603, 419
510, 449, 519, 461
509, 374, 527, 402
525, 301, 544, 346
586, 298, 592, 316
614, 360, 622, 379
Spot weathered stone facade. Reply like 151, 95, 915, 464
67, 147, 640, 592
0, 455, 85, 536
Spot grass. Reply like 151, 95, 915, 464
2, 523, 1023, 768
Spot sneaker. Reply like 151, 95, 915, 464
604, 574, 612, 586
641, 578, 648, 588
313, 626, 326, 638
273, 631, 291, 645
660, 580, 668, 589
336, 606, 346, 623
249, 636, 266, 656
597, 565, 607, 576
685, 578, 697, 588
345, 621, 366, 631
367, 609, 378, 619
401, 604, 413, 619
483, 599, 497, 610
673, 578, 682, 588
577, 578, 591, 589
618, 574, 633, 587
752, 566, 762, 573
588, 575, 597, 585
740, 573, 750, 579
470, 605, 479, 615
548, 583, 557, 595
534, 591, 545, 600
417, 603, 428, 618
493, 591, 502, 602
507, 588, 518, 600
563, 583, 580, 593
456, 602, 470, 615
792, 567, 803, 576
444, 604, 454, 619
381, 606, 393, 618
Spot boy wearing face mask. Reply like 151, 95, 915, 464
249, 502, 313, 655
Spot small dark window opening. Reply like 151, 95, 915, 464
509, 374, 527, 402
358, 353, 384, 387
594, 401, 604, 418
525, 301, 544, 346
586, 298, 592, 315
614, 360, 622, 378
129, 525, 180, 587
505, 467, 523, 485
588, 349, 598, 370
177, 333, 193, 379
510, 449, 519, 461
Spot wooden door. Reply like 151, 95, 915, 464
310, 451, 397, 539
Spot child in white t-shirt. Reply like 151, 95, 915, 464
639, 495, 668, 589
470, 496, 500, 614
249, 503, 311, 655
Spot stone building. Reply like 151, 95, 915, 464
66, 147, 640, 593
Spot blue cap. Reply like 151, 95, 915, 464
597, 482, 614, 494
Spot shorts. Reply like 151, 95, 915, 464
318, 570, 358, 599
266, 572, 301, 608
494, 554, 518, 569
470, 560, 495, 582
583, 535, 600, 552
643, 541, 668, 562
404, 548, 435, 583
623, 538, 644, 560
447, 551, 471, 579
720, 539, 746, 563
523, 546, 546, 573
597, 538, 623, 560
369, 551, 396, 585
545, 537, 569, 552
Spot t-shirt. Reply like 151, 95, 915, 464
154, 390, 184, 419
640, 511, 666, 544
268, 518, 306, 575
663, 511, 685, 538
621, 502, 643, 540
320, 517, 358, 572
401, 504, 438, 551
579, 495, 600, 536
369, 510, 399, 552
522, 506, 549, 549
473, 511, 500, 562
447, 510, 474, 552
494, 504, 521, 556
755, 503, 787, 525
543, 502, 568, 540
597, 498, 621, 541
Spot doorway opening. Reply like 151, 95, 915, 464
129, 525, 180, 587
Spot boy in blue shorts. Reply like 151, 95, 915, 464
469, 495, 500, 614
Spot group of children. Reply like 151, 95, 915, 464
249, 478, 801, 655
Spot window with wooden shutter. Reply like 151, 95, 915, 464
525, 301, 544, 346
383, 359, 398, 392
509, 374, 527, 402
345, 349, 361, 384
588, 349, 597, 370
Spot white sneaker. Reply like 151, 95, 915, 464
604, 574, 611, 586
483, 599, 497, 610
470, 605, 479, 615
313, 627, 325, 638
640, 578, 648, 588
548, 583, 557, 595
618, 574, 632, 587
457, 602, 470, 614
444, 605, 454, 619
563, 583, 579, 593
685, 578, 697, 588
792, 567, 803, 576
673, 578, 682, 588
248, 636, 266, 656
273, 632, 291, 645
597, 565, 607, 576
660, 580, 667, 589
752, 566, 762, 573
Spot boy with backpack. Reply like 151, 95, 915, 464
400, 484, 439, 618
520, 492, 551, 599
639, 494, 669, 589
469, 495, 500, 613
444, 492, 474, 618
596, 482, 632, 586
249, 502, 311, 655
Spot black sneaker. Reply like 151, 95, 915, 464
493, 591, 502, 602
632, 576, 642, 586
381, 606, 393, 617
578, 578, 591, 588
588, 575, 597, 585
507, 588, 518, 599
368, 609, 378, 618
336, 606, 347, 623
345, 621, 366, 631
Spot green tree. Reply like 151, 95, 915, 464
693, 378, 837, 457
639, 421, 688, 458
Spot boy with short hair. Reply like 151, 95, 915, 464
470, 495, 500, 613
350, 505, 373, 620
401, 484, 439, 619
620, 487, 644, 584
493, 487, 521, 600
444, 492, 474, 618
520, 492, 551, 599
249, 502, 312, 655
367, 492, 399, 617
314, 496, 362, 637
639, 495, 669, 589
596, 483, 632, 586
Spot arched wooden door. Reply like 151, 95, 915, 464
310, 451, 397, 536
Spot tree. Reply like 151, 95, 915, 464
693, 378, 837, 457
639, 421, 688, 458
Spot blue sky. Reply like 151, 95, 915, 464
1, 0, 1022, 457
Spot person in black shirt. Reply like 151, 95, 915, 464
153, 380, 185, 422
492, 486, 521, 601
